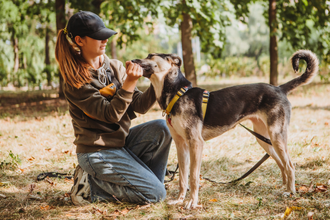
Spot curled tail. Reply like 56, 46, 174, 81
280, 50, 319, 94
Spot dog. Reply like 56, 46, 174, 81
131, 50, 319, 209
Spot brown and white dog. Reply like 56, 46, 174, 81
132, 50, 319, 209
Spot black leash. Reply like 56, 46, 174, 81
164, 164, 179, 183
165, 123, 271, 184
37, 172, 73, 181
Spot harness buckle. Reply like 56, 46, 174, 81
162, 110, 167, 117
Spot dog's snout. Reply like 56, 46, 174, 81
131, 59, 139, 63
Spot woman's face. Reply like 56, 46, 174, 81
75, 36, 108, 58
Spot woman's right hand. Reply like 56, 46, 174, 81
122, 61, 143, 92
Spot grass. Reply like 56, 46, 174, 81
0, 76, 330, 219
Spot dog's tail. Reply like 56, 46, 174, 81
279, 50, 319, 94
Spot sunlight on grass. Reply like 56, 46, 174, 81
0, 78, 330, 219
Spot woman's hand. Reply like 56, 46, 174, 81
122, 61, 143, 92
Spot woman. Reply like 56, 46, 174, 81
55, 11, 172, 206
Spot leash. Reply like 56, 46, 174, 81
202, 123, 270, 184
202, 123, 271, 184
165, 124, 271, 184
37, 172, 73, 181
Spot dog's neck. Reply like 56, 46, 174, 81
151, 67, 192, 110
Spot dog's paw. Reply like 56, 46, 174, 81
184, 199, 202, 209
167, 199, 184, 205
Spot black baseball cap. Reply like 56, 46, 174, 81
67, 11, 117, 41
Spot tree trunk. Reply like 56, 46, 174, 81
12, 37, 19, 74
56, 0, 66, 98
110, 40, 117, 59
181, 1, 197, 86
269, 0, 278, 86
45, 25, 51, 87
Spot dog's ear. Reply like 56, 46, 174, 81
169, 54, 182, 67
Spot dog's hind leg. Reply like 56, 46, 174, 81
268, 122, 296, 194
167, 128, 190, 205
251, 118, 287, 185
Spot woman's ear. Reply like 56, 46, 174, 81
75, 36, 84, 47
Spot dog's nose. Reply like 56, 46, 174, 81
131, 59, 138, 63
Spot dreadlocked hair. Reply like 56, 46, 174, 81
55, 29, 92, 89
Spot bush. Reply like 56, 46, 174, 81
203, 56, 270, 78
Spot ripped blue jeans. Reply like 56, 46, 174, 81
77, 119, 172, 204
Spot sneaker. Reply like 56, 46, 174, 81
70, 165, 91, 206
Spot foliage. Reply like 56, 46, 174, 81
160, 0, 232, 58
222, 3, 269, 58
204, 55, 270, 78
0, 150, 21, 170
230, 0, 330, 60
101, 0, 161, 48
0, 0, 58, 88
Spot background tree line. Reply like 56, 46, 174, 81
0, 0, 330, 97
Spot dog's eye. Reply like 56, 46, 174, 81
154, 65, 157, 67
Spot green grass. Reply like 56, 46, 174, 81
0, 77, 330, 219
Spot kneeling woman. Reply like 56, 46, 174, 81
55, 11, 172, 205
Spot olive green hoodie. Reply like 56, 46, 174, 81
63, 55, 156, 153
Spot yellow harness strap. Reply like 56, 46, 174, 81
163, 86, 209, 120
202, 90, 209, 119
163, 86, 189, 116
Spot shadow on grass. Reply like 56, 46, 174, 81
0, 168, 75, 219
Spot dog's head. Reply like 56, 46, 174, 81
131, 53, 182, 79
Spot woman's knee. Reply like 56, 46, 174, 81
154, 119, 171, 140
147, 185, 167, 203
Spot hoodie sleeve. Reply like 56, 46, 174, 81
63, 82, 134, 124
130, 84, 156, 114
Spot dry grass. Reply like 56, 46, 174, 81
0, 77, 330, 219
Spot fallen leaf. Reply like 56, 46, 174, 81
281, 206, 303, 220
62, 150, 70, 154
92, 207, 107, 215
28, 157, 35, 161
298, 185, 308, 193
209, 198, 218, 202
315, 184, 327, 192
40, 205, 50, 210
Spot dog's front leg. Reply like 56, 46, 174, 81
185, 137, 204, 209
167, 132, 190, 205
